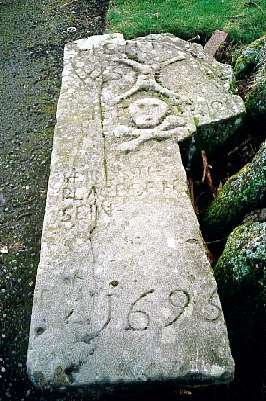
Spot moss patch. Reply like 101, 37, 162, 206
214, 221, 265, 400
233, 34, 266, 79
203, 141, 266, 237
215, 221, 266, 289
233, 34, 266, 124
246, 70, 266, 122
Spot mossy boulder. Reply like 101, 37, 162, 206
233, 35, 266, 122
233, 35, 266, 80
214, 221, 265, 394
215, 221, 265, 295
245, 68, 266, 122
203, 141, 266, 237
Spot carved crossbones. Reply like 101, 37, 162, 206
111, 98, 192, 152
113, 54, 186, 103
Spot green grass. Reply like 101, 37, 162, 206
107, 0, 266, 43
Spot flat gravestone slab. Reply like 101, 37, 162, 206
27, 33, 244, 392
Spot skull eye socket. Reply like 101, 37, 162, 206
138, 103, 146, 109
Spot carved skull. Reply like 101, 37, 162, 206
129, 97, 168, 128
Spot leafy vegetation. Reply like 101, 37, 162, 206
107, 0, 266, 43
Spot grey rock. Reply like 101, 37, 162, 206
203, 140, 266, 237
233, 35, 266, 122
243, 208, 266, 224
27, 33, 242, 392
233, 35, 266, 80
213, 221, 265, 398
215, 221, 266, 290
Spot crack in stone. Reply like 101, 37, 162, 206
88, 186, 99, 265
81, 294, 113, 344
99, 67, 108, 183
64, 362, 83, 384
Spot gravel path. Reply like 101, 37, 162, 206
0, 2, 108, 399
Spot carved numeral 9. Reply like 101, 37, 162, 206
164, 289, 190, 327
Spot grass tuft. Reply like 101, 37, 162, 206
107, 0, 266, 43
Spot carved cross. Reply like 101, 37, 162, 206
113, 55, 186, 103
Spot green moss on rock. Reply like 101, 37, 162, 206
233, 34, 266, 122
215, 221, 266, 290
233, 35, 266, 80
214, 221, 265, 400
245, 71, 266, 123
203, 141, 266, 237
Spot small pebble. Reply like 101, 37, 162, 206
67, 26, 77, 33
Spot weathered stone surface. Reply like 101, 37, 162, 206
204, 30, 229, 57
27, 33, 242, 392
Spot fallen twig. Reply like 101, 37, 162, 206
205, 237, 227, 245
187, 175, 199, 214
227, 136, 253, 157
201, 150, 216, 196
61, 0, 78, 7
188, 34, 201, 43
17, 212, 32, 221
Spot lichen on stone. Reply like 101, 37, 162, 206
214, 222, 265, 401
203, 141, 266, 237
245, 70, 266, 122
233, 34, 266, 122
233, 35, 266, 80
214, 221, 265, 299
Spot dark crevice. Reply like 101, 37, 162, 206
64, 364, 81, 384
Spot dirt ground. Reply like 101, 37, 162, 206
0, 1, 264, 400
0, 1, 108, 399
